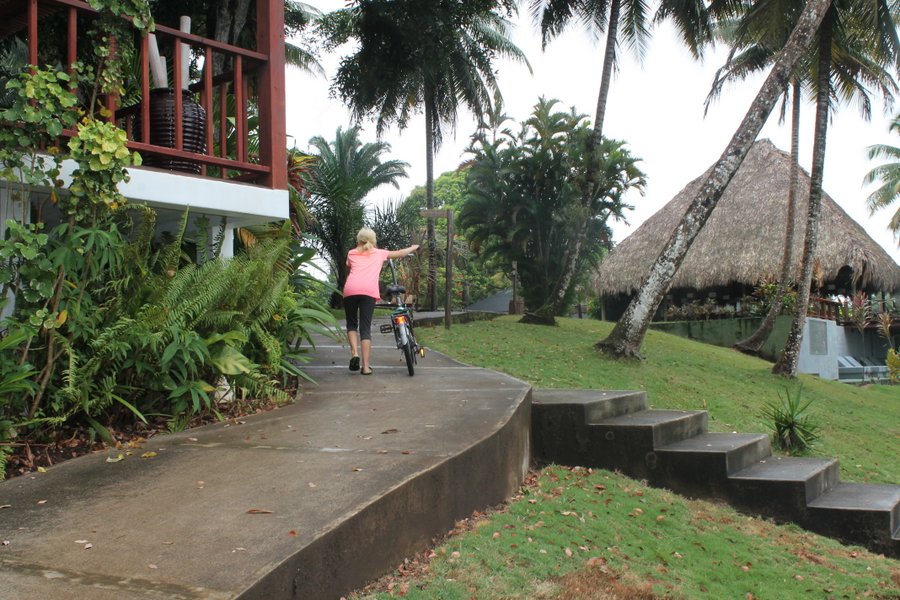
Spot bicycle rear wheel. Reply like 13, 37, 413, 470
400, 325, 415, 376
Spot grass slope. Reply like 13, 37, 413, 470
353, 467, 899, 599
420, 316, 899, 484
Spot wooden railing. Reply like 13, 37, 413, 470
808, 297, 844, 323
21, 0, 286, 189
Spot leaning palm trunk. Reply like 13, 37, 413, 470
735, 79, 803, 354
596, 0, 833, 359
773, 9, 834, 376
534, 0, 622, 323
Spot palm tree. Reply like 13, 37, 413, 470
863, 113, 900, 244
529, 0, 730, 319
303, 126, 408, 306
704, 7, 808, 356
772, 2, 899, 376
321, 0, 529, 311
528, 0, 650, 319
596, 0, 832, 359
708, 0, 897, 357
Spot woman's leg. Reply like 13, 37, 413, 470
358, 297, 376, 373
344, 296, 361, 369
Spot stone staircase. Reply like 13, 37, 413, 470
531, 389, 900, 557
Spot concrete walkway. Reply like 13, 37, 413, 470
0, 327, 531, 600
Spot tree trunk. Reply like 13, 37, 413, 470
772, 9, 834, 377
425, 95, 437, 312
596, 0, 832, 359
540, 0, 622, 319
213, 1, 234, 74
734, 79, 803, 355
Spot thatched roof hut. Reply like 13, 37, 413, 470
594, 139, 900, 298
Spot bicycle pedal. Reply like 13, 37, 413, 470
379, 324, 393, 334
418, 347, 426, 357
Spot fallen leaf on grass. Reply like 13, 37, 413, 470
564, 548, 573, 557
106, 454, 124, 463
36, 467, 46, 473
141, 452, 157, 459
246, 509, 274, 514
628, 508, 643, 517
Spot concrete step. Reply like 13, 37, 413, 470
529, 388, 899, 557
532, 389, 647, 420
727, 456, 840, 523
531, 390, 648, 466
596, 409, 708, 449
652, 433, 772, 495
579, 409, 708, 480
807, 483, 900, 556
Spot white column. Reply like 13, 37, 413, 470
0, 187, 31, 319
216, 221, 235, 259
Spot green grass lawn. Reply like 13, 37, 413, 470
353, 467, 899, 599
351, 317, 899, 599
420, 316, 899, 484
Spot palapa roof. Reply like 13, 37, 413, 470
594, 139, 900, 295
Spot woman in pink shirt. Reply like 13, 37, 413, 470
344, 227, 418, 375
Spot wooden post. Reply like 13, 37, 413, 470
256, 0, 287, 189
445, 209, 453, 330
27, 0, 37, 66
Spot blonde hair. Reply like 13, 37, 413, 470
356, 227, 377, 252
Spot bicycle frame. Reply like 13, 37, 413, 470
377, 258, 422, 375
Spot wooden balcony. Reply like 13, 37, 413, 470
9, 0, 286, 190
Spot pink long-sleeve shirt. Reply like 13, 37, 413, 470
343, 248, 389, 299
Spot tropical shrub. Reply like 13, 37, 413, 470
887, 349, 900, 384
763, 386, 820, 454
0, 43, 335, 476
460, 98, 644, 323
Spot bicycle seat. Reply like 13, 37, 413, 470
387, 284, 406, 296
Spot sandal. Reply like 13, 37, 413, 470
361, 368, 373, 375
349, 356, 360, 371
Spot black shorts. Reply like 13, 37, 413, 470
344, 295, 376, 340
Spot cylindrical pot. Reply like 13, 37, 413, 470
135, 88, 207, 174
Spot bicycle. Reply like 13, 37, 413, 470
377, 258, 424, 376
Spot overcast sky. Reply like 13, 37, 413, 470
285, 2, 900, 264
